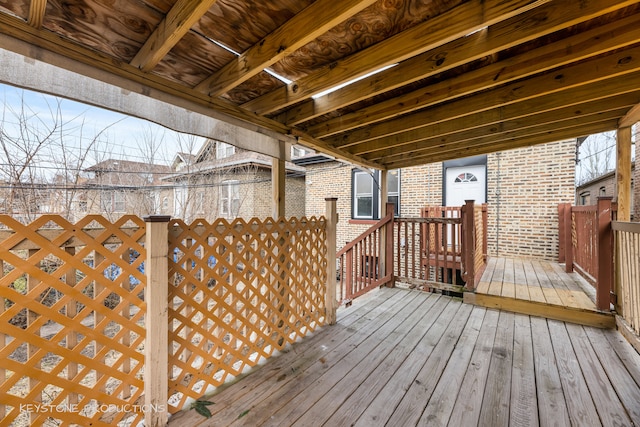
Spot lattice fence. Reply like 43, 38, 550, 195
0, 215, 146, 427
166, 216, 327, 412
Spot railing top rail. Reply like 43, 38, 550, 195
337, 211, 393, 257
612, 221, 640, 233
395, 217, 462, 225
572, 205, 598, 213
168, 216, 326, 240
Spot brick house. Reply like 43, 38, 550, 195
296, 139, 576, 261
83, 159, 173, 220
576, 163, 636, 220
161, 139, 306, 222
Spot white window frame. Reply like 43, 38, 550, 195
353, 171, 375, 219
220, 180, 240, 218
216, 142, 235, 159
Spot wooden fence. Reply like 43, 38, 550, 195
558, 198, 614, 310
338, 201, 487, 300
0, 215, 147, 427
166, 216, 327, 413
613, 221, 640, 334
0, 211, 331, 426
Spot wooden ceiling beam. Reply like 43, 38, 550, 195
369, 105, 630, 164
195, 0, 378, 96
326, 44, 640, 149
130, 0, 219, 72
355, 91, 640, 158
619, 103, 640, 127
0, 12, 292, 136
307, 8, 640, 138
383, 120, 619, 170
28, 0, 47, 28
241, 0, 549, 115
284, 0, 640, 127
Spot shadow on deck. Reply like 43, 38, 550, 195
169, 286, 640, 426
464, 257, 615, 329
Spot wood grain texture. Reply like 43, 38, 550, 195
168, 287, 640, 427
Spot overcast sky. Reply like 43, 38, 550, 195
0, 82, 206, 170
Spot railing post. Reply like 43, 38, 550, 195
462, 200, 475, 290
564, 203, 573, 273
325, 198, 338, 325
384, 202, 395, 288
558, 203, 566, 263
596, 197, 613, 311
143, 215, 171, 427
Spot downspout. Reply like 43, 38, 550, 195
495, 152, 501, 256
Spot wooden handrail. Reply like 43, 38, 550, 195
337, 210, 393, 257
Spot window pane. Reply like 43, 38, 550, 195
355, 172, 372, 194
388, 170, 399, 193
388, 195, 399, 215
356, 196, 373, 217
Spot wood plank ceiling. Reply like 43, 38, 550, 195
1, 0, 639, 170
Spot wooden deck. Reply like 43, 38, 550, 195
464, 257, 615, 328
168, 287, 640, 426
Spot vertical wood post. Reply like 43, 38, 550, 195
384, 202, 395, 288
462, 200, 476, 290
615, 126, 632, 222
564, 203, 573, 273
325, 198, 338, 325
143, 215, 171, 427
379, 170, 388, 280
272, 141, 286, 219
596, 197, 613, 311
558, 203, 566, 263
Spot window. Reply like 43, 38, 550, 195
351, 169, 401, 219
579, 191, 590, 205
101, 192, 126, 213
174, 186, 187, 217
599, 186, 607, 196
216, 142, 235, 159
454, 172, 478, 183
388, 170, 400, 216
220, 180, 240, 218
162, 197, 169, 212
195, 190, 205, 214
353, 171, 374, 218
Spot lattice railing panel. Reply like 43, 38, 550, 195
0, 215, 146, 427
167, 216, 327, 412
474, 206, 485, 274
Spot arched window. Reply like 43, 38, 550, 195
454, 172, 478, 183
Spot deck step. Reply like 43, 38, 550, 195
463, 292, 615, 329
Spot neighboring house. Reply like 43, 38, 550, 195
296, 139, 577, 261
0, 180, 52, 223
161, 139, 307, 222
576, 162, 636, 219
84, 159, 173, 220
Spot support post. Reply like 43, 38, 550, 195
325, 198, 338, 325
379, 170, 388, 280
384, 202, 395, 288
462, 200, 476, 290
272, 141, 286, 218
143, 215, 171, 427
564, 203, 573, 273
615, 126, 632, 222
596, 197, 613, 311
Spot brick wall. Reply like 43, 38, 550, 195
251, 169, 306, 218
486, 140, 575, 260
304, 139, 576, 261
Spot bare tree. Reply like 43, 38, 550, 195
577, 131, 616, 185
0, 91, 58, 221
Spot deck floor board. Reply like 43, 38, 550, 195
169, 287, 640, 427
